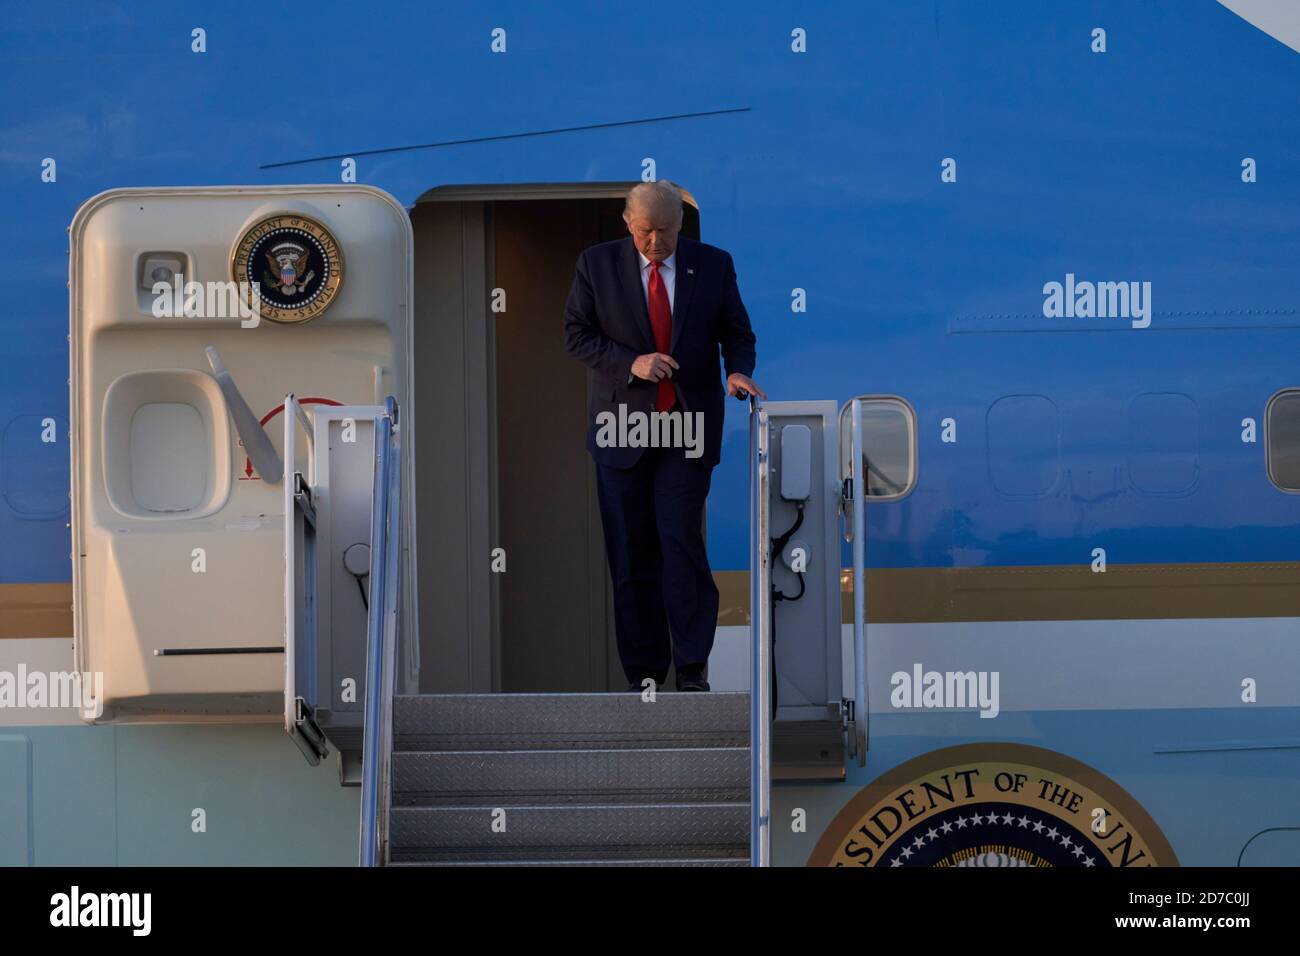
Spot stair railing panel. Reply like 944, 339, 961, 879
359, 397, 402, 867
749, 397, 772, 866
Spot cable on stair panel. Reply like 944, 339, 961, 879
769, 500, 807, 716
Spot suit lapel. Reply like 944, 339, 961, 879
670, 236, 696, 354
618, 237, 658, 353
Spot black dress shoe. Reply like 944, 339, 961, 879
676, 667, 710, 692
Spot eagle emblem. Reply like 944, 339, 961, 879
263, 242, 315, 295
230, 213, 344, 324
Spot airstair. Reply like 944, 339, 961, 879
299, 394, 867, 866
384, 692, 750, 865
338, 398, 759, 865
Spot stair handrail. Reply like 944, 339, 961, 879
749, 395, 772, 866
360, 397, 402, 867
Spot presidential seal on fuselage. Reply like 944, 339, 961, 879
807, 743, 1178, 867
231, 213, 343, 323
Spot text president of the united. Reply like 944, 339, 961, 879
563, 180, 765, 692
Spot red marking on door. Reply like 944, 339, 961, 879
239, 397, 343, 480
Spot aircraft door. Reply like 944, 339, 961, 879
69, 186, 414, 725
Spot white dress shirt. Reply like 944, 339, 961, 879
638, 249, 676, 315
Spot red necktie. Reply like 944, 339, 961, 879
648, 260, 675, 412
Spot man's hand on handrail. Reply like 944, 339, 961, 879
727, 372, 767, 401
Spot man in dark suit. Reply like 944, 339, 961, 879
563, 180, 765, 692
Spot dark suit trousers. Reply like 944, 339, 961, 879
595, 446, 719, 684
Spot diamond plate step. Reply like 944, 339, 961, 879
392, 747, 748, 806
388, 802, 749, 863
393, 692, 749, 751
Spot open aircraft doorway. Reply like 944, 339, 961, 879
411, 184, 702, 694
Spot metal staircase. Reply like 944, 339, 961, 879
333, 398, 772, 866
385, 692, 751, 865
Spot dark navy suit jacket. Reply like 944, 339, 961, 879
563, 235, 757, 468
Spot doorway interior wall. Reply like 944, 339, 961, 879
410, 184, 702, 693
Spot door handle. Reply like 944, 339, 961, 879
205, 345, 283, 484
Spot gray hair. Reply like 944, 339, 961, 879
623, 180, 684, 225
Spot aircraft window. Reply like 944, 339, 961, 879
1266, 389, 1300, 491
1129, 392, 1198, 494
986, 395, 1060, 496
839, 397, 916, 500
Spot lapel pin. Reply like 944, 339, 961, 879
687, 268, 694, 275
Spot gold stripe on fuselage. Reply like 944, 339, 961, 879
715, 563, 1300, 625
8, 561, 1300, 638
0, 583, 72, 638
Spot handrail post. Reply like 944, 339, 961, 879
851, 399, 868, 763
378, 407, 402, 860
749, 397, 772, 867
359, 403, 400, 867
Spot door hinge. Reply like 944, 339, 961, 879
289, 695, 329, 764
842, 697, 857, 757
